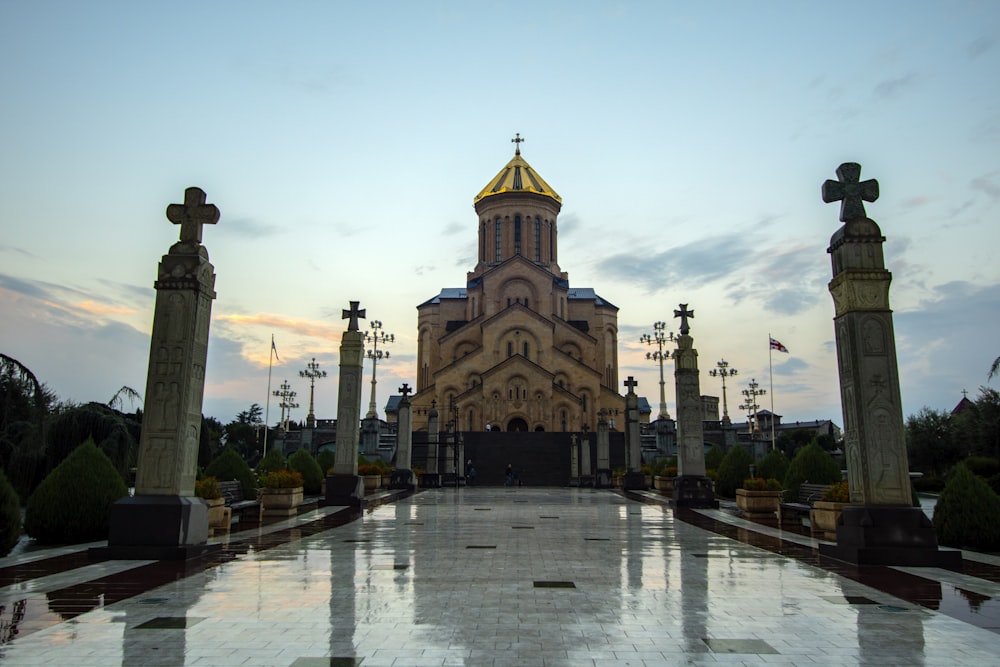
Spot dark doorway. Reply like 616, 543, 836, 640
534, 425, 545, 432
507, 417, 528, 432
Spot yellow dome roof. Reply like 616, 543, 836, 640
474, 149, 561, 205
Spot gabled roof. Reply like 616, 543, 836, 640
474, 150, 561, 205
418, 287, 467, 307
567, 287, 617, 309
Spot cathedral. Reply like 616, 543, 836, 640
411, 138, 625, 432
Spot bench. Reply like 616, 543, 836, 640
779, 483, 832, 527
218, 480, 261, 523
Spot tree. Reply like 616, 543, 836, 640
906, 408, 962, 477
1, 354, 57, 499
990, 356, 999, 381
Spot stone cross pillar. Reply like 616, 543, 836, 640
326, 301, 366, 506
595, 409, 611, 488
426, 402, 440, 481
390, 383, 414, 490
622, 377, 646, 490
671, 305, 717, 507
819, 162, 958, 567
103, 187, 219, 559
580, 432, 592, 484
569, 434, 580, 485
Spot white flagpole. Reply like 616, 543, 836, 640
768, 333, 776, 450
263, 334, 275, 457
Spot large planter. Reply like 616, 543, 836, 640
205, 497, 229, 531
736, 489, 782, 518
363, 475, 381, 492
653, 476, 675, 495
261, 486, 304, 518
810, 501, 849, 540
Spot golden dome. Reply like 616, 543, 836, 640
474, 146, 561, 205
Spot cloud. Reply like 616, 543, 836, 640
442, 221, 464, 236
970, 171, 1000, 201
77, 300, 136, 316
595, 234, 751, 293
217, 216, 280, 239
773, 357, 809, 376
873, 72, 917, 100
0, 273, 51, 300
968, 34, 997, 58
900, 195, 929, 210
0, 245, 37, 259
558, 212, 581, 237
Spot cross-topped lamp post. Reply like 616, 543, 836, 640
641, 322, 675, 420
709, 360, 738, 424
364, 320, 394, 419
299, 358, 327, 429
741, 378, 766, 448
273, 380, 299, 432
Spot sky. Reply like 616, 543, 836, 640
1, 1, 998, 430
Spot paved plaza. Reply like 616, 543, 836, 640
1, 487, 999, 666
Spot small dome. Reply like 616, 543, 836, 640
474, 150, 561, 205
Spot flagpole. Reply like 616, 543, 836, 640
768, 333, 776, 450
263, 334, 275, 458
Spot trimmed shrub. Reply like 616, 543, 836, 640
288, 449, 324, 495
0, 470, 21, 556
24, 438, 128, 544
933, 463, 1000, 551
757, 449, 790, 483
256, 448, 287, 477
704, 445, 724, 471
783, 442, 841, 500
962, 456, 1000, 479
716, 444, 753, 498
988, 473, 1000, 497
204, 448, 256, 499
316, 449, 336, 475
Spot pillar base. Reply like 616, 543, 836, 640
671, 475, 719, 508
322, 474, 366, 507
389, 469, 415, 490
623, 471, 647, 491
819, 505, 962, 567
594, 469, 613, 488
91, 495, 215, 560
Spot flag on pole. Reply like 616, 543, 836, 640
271, 335, 280, 361
769, 337, 789, 353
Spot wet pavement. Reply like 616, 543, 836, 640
0, 487, 998, 666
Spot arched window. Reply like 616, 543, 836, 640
534, 217, 541, 261
494, 217, 502, 262
514, 215, 522, 255
507, 341, 513, 358
523, 341, 529, 358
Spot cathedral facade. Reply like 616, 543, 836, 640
411, 142, 624, 432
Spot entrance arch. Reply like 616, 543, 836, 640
507, 417, 528, 432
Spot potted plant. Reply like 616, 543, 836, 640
612, 467, 626, 488
653, 465, 678, 495
358, 464, 382, 492
736, 477, 783, 518
195, 476, 228, 530
260, 469, 305, 517
640, 463, 654, 488
811, 480, 850, 540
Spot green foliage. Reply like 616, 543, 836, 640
650, 457, 674, 476
933, 463, 1000, 550
204, 448, 256, 499
24, 438, 128, 544
45, 403, 137, 482
316, 448, 336, 475
783, 441, 842, 500
962, 456, 1000, 479
256, 448, 287, 477
288, 449, 324, 494
0, 469, 21, 556
194, 476, 221, 500
704, 445, 724, 471
757, 448, 790, 482
716, 444, 753, 498
742, 477, 782, 491
822, 480, 850, 502
260, 469, 303, 489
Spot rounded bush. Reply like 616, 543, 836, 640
704, 445, 724, 471
757, 448, 790, 483
204, 448, 256, 499
716, 444, 753, 498
24, 438, 128, 544
783, 442, 841, 500
962, 456, 1000, 479
256, 448, 287, 477
0, 469, 21, 556
933, 463, 1000, 550
288, 449, 324, 495
316, 449, 336, 475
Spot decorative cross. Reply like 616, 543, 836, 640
166, 187, 219, 244
961, 388, 968, 399
511, 132, 524, 155
822, 162, 879, 222
623, 376, 638, 393
398, 383, 412, 397
674, 303, 694, 335
342, 301, 366, 332
570, 434, 578, 446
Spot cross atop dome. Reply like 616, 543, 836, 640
511, 132, 524, 156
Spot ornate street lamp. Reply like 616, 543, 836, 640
741, 378, 767, 448
709, 359, 738, 424
299, 357, 327, 429
272, 380, 299, 432
364, 320, 394, 419
640, 321, 676, 419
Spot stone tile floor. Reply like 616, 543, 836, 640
0, 487, 998, 666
